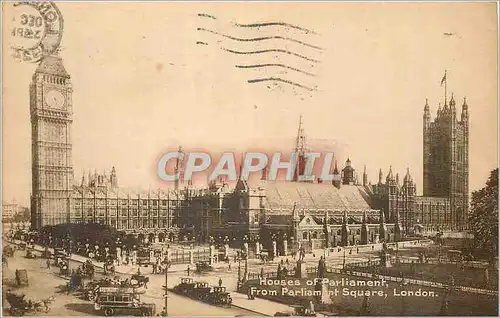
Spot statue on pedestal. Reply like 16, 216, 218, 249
317, 256, 326, 278
299, 246, 306, 262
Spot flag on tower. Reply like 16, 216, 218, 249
440, 71, 447, 86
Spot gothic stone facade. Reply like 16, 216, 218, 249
423, 97, 469, 230
30, 56, 74, 228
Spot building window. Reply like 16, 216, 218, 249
302, 232, 308, 240
143, 200, 147, 205
312, 232, 318, 239
162, 200, 167, 206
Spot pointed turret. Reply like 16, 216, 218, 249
386, 166, 395, 183
294, 115, 308, 182
449, 93, 457, 121
395, 173, 400, 186
110, 166, 118, 188
424, 98, 431, 126
81, 170, 86, 187
332, 160, 341, 189
461, 97, 469, 123
363, 165, 368, 186
404, 168, 413, 184
378, 169, 383, 185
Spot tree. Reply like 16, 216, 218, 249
468, 168, 498, 257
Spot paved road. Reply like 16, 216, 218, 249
2, 250, 258, 316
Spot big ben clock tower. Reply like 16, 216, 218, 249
30, 55, 74, 229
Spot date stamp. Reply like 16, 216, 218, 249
9, 1, 64, 63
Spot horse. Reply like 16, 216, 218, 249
35, 295, 56, 312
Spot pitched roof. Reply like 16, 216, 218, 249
256, 180, 371, 211
36, 55, 70, 78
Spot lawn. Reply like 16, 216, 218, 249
347, 261, 498, 290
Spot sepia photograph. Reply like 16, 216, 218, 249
1, 1, 498, 316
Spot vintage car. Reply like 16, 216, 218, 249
25, 249, 37, 259
274, 305, 319, 317
206, 286, 232, 305
195, 261, 213, 273
94, 287, 156, 316
192, 281, 212, 301
173, 277, 196, 295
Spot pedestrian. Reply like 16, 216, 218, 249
46, 258, 51, 269
187, 265, 190, 276
218, 277, 223, 287
228, 263, 231, 271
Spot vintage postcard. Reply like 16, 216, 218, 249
1, 1, 498, 316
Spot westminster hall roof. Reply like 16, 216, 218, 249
237, 179, 372, 212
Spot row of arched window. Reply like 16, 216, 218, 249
44, 75, 66, 85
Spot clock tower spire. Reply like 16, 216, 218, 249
30, 54, 74, 229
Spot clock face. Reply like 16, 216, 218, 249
45, 89, 65, 109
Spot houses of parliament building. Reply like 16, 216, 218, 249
30, 55, 469, 245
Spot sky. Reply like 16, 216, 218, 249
2, 2, 498, 206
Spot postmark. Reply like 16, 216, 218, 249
9, 1, 64, 63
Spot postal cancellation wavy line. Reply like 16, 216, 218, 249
235, 64, 316, 77
198, 13, 317, 35
223, 48, 320, 64
247, 77, 318, 91
197, 13, 321, 92
197, 27, 323, 51
234, 22, 318, 35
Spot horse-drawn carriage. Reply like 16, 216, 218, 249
66, 272, 85, 293
130, 274, 149, 288
104, 260, 116, 275
258, 250, 274, 264
59, 259, 70, 276
5, 291, 55, 316
41, 248, 52, 259
4, 245, 15, 257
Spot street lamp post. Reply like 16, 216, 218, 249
163, 261, 172, 316
342, 247, 346, 269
